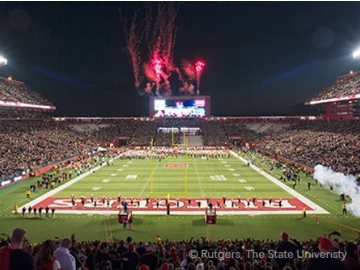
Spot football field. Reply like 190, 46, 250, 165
26, 151, 327, 215
3, 150, 360, 243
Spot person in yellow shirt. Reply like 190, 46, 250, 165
156, 235, 162, 244
26, 189, 31, 198
13, 204, 19, 215
302, 206, 306, 218
342, 203, 347, 215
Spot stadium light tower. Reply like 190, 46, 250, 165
0, 55, 7, 67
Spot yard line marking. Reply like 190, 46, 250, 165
137, 161, 161, 198
194, 159, 205, 197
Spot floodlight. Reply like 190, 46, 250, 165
353, 49, 360, 59
0, 56, 7, 65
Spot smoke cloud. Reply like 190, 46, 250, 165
313, 164, 360, 216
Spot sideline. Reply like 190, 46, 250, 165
19, 161, 111, 209
231, 151, 329, 214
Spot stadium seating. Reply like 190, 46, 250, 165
0, 233, 357, 270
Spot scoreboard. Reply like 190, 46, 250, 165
149, 96, 211, 118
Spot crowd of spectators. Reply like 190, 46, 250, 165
0, 77, 53, 106
0, 107, 51, 119
1, 227, 359, 270
1, 117, 360, 181
128, 121, 158, 146
81, 122, 137, 143
201, 121, 231, 146
306, 72, 360, 102
254, 120, 360, 178
0, 120, 101, 180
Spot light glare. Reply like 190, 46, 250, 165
353, 49, 360, 59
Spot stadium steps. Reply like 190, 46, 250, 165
70, 124, 111, 134
185, 135, 204, 146
245, 123, 261, 131
257, 123, 273, 132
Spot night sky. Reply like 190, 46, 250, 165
1, 1, 360, 117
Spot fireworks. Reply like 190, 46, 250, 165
195, 61, 205, 95
120, 2, 178, 97
121, 3, 205, 97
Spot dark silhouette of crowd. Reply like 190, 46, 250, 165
1, 227, 359, 270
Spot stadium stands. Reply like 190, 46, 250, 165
306, 71, 360, 102
0, 232, 357, 270
255, 120, 360, 178
0, 77, 53, 106
0, 120, 100, 181
1, 118, 360, 182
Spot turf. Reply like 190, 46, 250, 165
0, 151, 359, 243
55, 155, 290, 198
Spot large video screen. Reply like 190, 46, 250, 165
153, 99, 206, 118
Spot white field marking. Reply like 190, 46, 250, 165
117, 169, 123, 172
102, 179, 111, 183
210, 175, 227, 181
110, 173, 118, 177
233, 174, 240, 177
221, 161, 227, 163
91, 186, 102, 191
18, 158, 116, 209
225, 165, 230, 167
51, 209, 326, 216
137, 161, 161, 198
230, 151, 329, 214
238, 179, 247, 183
122, 165, 129, 167
245, 186, 255, 191
194, 159, 205, 197
125, 175, 137, 180
228, 168, 235, 171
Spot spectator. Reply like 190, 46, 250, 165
305, 237, 345, 270
10, 227, 36, 270
0, 227, 36, 270
54, 238, 76, 270
122, 243, 140, 270
34, 239, 62, 270
342, 242, 359, 270
275, 232, 298, 269
140, 245, 158, 270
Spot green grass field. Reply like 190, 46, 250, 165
1, 150, 359, 244
56, 155, 290, 199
